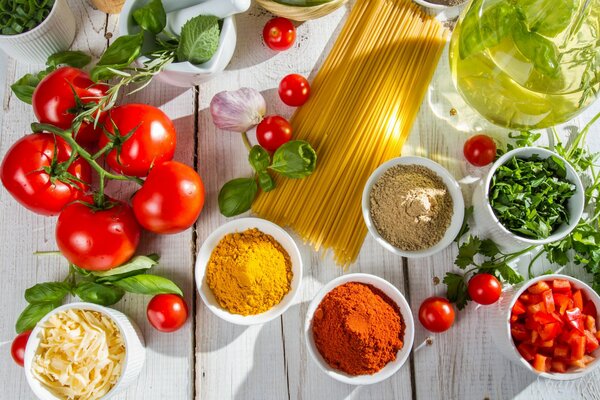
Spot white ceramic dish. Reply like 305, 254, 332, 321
362, 156, 465, 258
195, 217, 302, 325
24, 302, 146, 400
412, 0, 468, 20
472, 147, 585, 252
304, 273, 415, 385
489, 274, 600, 380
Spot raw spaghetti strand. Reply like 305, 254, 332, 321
253, 0, 448, 266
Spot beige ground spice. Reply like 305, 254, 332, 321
369, 164, 453, 251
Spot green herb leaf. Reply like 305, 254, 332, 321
258, 171, 275, 192
92, 254, 159, 278
91, 32, 144, 81
494, 263, 524, 284
514, 0, 576, 36
218, 178, 258, 217
444, 273, 470, 310
46, 51, 92, 69
16, 302, 59, 334
25, 282, 70, 304
11, 72, 44, 104
455, 206, 473, 243
480, 239, 501, 258
269, 140, 317, 179
177, 15, 220, 64
455, 236, 481, 269
512, 22, 560, 77
74, 282, 125, 306
132, 0, 167, 35
113, 274, 183, 296
249, 145, 270, 174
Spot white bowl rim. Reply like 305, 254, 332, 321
482, 147, 585, 245
23, 302, 134, 400
304, 273, 415, 385
504, 274, 600, 380
0, 0, 60, 39
362, 156, 465, 258
194, 217, 303, 326
412, 0, 467, 10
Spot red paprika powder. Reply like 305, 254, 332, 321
312, 282, 405, 375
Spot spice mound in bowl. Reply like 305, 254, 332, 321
312, 282, 405, 375
206, 227, 293, 316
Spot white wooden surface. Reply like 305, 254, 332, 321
1, 1, 600, 400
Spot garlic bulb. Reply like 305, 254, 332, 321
210, 88, 267, 132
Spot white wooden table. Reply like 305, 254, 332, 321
2, 1, 600, 399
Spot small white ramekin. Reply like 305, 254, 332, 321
412, 0, 468, 20
24, 302, 146, 400
489, 274, 600, 380
0, 0, 76, 64
304, 273, 415, 385
195, 217, 303, 325
362, 156, 465, 258
472, 147, 585, 252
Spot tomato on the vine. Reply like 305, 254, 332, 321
132, 161, 204, 234
99, 104, 176, 177
32, 67, 108, 148
263, 17, 296, 51
418, 297, 456, 333
11, 331, 31, 367
468, 273, 502, 305
147, 294, 188, 332
0, 133, 91, 216
56, 198, 141, 271
463, 134, 496, 167
279, 74, 311, 107
256, 115, 293, 152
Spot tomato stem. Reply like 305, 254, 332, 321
241, 132, 252, 152
33, 250, 62, 256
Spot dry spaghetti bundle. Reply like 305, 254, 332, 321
253, 0, 448, 266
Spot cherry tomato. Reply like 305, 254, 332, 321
463, 134, 496, 167
32, 67, 108, 148
468, 273, 502, 305
418, 296, 456, 333
11, 331, 31, 367
99, 104, 177, 177
0, 133, 91, 216
256, 115, 293, 152
147, 294, 189, 332
279, 74, 311, 107
132, 161, 205, 234
263, 17, 296, 51
56, 198, 141, 271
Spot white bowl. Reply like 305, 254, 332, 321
24, 302, 146, 400
489, 274, 600, 380
119, 0, 239, 87
195, 217, 302, 325
362, 156, 465, 258
412, 0, 468, 20
472, 147, 585, 252
304, 273, 415, 385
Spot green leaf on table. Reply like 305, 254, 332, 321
258, 171, 275, 192
455, 236, 482, 269
91, 32, 144, 81
132, 0, 167, 35
249, 145, 270, 174
11, 73, 42, 104
494, 263, 524, 284
16, 302, 60, 334
177, 15, 220, 64
92, 254, 159, 278
480, 239, 501, 258
46, 50, 92, 69
269, 140, 317, 179
113, 274, 183, 296
444, 273, 470, 310
455, 206, 473, 243
25, 282, 70, 304
74, 282, 125, 306
218, 178, 258, 217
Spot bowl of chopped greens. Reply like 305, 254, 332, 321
0, 0, 76, 64
473, 147, 584, 252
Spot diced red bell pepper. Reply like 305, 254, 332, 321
585, 315, 597, 334
542, 290, 555, 313
530, 330, 539, 344
583, 301, 597, 318
529, 281, 551, 295
512, 299, 527, 315
539, 339, 554, 348
511, 323, 529, 341
533, 312, 557, 325
525, 316, 539, 330
533, 353, 550, 372
551, 359, 568, 373
528, 302, 546, 315
573, 290, 584, 311
583, 355, 595, 365
517, 343, 537, 361
568, 332, 586, 361
539, 322, 562, 341
570, 358, 586, 369
584, 330, 599, 353
553, 344, 569, 358
566, 308, 585, 333
595, 331, 600, 341
510, 314, 519, 323
553, 293, 571, 315
553, 279, 572, 293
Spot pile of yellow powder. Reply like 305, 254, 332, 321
206, 228, 293, 315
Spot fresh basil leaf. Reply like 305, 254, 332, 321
512, 22, 560, 77
269, 140, 317, 179
92, 254, 159, 278
113, 274, 183, 296
249, 145, 270, 174
46, 50, 92, 69
91, 32, 144, 81
443, 273, 470, 310
514, 0, 575, 37
11, 71, 47, 104
16, 302, 59, 334
132, 0, 167, 35
74, 282, 125, 306
218, 178, 258, 217
177, 15, 220, 64
25, 282, 70, 304
258, 171, 275, 192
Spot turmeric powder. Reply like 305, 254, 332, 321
206, 228, 293, 315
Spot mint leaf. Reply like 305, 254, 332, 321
177, 15, 220, 64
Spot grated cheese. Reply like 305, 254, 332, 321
31, 309, 126, 400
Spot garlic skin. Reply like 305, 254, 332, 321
210, 88, 267, 132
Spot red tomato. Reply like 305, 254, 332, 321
467, 273, 502, 305
132, 161, 204, 234
256, 115, 293, 152
279, 74, 311, 107
418, 297, 455, 333
99, 104, 176, 177
147, 294, 188, 332
11, 331, 31, 367
263, 17, 296, 51
32, 67, 108, 148
56, 198, 140, 271
0, 133, 91, 215
463, 134, 496, 167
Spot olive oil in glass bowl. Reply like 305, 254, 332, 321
450, 0, 600, 130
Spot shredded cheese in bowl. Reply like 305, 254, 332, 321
31, 308, 126, 400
